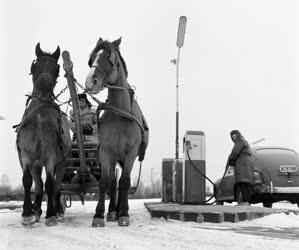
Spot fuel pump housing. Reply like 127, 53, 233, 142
182, 131, 206, 204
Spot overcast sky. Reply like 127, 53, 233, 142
0, 0, 298, 187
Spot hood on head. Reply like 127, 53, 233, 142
230, 130, 242, 141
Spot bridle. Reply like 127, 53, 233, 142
90, 51, 133, 92
31, 56, 60, 102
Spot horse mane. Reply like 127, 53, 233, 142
90, 40, 128, 78
116, 50, 128, 78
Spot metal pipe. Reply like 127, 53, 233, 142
175, 48, 181, 159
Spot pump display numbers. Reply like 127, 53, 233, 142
279, 165, 298, 173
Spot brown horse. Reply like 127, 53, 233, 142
85, 37, 149, 227
16, 43, 71, 226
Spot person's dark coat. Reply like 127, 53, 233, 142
227, 130, 254, 184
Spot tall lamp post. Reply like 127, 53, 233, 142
174, 16, 187, 160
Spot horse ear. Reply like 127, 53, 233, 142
112, 37, 122, 48
96, 37, 104, 46
52, 46, 60, 61
35, 43, 44, 57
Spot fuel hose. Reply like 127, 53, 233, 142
186, 149, 229, 205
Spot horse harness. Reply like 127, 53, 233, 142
89, 49, 148, 161
14, 98, 64, 152
30, 56, 60, 87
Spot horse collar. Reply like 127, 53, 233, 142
31, 89, 55, 103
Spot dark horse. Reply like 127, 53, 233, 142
16, 43, 71, 226
85, 37, 149, 227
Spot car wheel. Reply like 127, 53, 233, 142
216, 200, 224, 205
263, 202, 273, 208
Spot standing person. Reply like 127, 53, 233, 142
69, 93, 98, 144
226, 130, 254, 205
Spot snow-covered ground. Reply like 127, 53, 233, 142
0, 199, 299, 250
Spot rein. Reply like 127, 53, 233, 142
90, 65, 134, 92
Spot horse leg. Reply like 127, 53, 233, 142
107, 163, 117, 222
55, 160, 66, 218
21, 158, 35, 226
31, 162, 43, 222
44, 157, 58, 226
115, 163, 123, 218
92, 151, 111, 227
117, 158, 135, 226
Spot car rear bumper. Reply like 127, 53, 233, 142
254, 182, 299, 194
272, 186, 299, 193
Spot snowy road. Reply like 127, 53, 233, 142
0, 199, 299, 250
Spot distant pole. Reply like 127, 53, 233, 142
151, 168, 154, 192
175, 16, 187, 159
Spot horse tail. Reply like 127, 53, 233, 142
138, 140, 146, 162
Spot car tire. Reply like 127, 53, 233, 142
216, 200, 224, 205
263, 202, 273, 208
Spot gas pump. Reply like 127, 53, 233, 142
182, 131, 206, 204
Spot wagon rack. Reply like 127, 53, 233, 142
60, 51, 101, 205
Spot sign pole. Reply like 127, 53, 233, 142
175, 16, 187, 160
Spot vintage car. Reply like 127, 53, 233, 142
214, 146, 299, 207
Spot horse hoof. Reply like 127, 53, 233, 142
92, 217, 105, 227
106, 212, 117, 222
21, 215, 35, 226
118, 216, 130, 226
56, 213, 64, 222
32, 210, 41, 222
45, 216, 58, 226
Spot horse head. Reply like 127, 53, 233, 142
31, 43, 60, 97
85, 37, 127, 94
